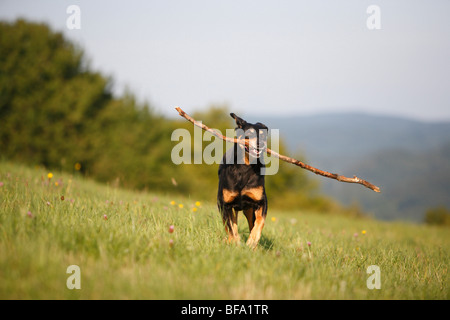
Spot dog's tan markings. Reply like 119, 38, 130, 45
244, 153, 250, 165
243, 137, 257, 165
223, 208, 240, 244
246, 206, 265, 249
223, 189, 239, 203
242, 186, 264, 201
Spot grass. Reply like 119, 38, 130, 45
0, 161, 448, 299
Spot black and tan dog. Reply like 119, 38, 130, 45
217, 113, 269, 249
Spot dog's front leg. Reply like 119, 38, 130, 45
222, 207, 240, 244
243, 208, 255, 232
246, 205, 265, 249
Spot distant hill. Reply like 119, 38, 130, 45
252, 113, 450, 222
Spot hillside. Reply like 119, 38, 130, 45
0, 161, 448, 300
253, 113, 450, 222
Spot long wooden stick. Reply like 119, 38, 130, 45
175, 107, 380, 193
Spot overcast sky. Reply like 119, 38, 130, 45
1, 0, 449, 121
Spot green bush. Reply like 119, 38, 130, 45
424, 207, 450, 227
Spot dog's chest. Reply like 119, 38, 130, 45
227, 164, 262, 188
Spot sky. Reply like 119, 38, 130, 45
1, 0, 449, 121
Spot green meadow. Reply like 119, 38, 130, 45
0, 161, 448, 299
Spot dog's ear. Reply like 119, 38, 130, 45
256, 122, 268, 130
230, 113, 247, 129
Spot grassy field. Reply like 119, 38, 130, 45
0, 161, 448, 299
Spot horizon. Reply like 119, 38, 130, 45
247, 110, 450, 124
171, 107, 450, 124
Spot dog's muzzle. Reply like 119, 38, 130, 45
245, 141, 267, 158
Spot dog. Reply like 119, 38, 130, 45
217, 113, 269, 249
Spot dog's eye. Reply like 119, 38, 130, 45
245, 129, 256, 138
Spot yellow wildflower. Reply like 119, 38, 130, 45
74, 163, 81, 171
362, 230, 367, 235
178, 204, 184, 209
192, 207, 198, 212
195, 201, 201, 207
170, 201, 176, 205
47, 173, 53, 179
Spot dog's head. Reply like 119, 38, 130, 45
230, 113, 268, 159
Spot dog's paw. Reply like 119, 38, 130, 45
226, 236, 241, 245
246, 238, 258, 250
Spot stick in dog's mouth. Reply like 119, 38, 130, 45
175, 106, 381, 193
245, 143, 266, 158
